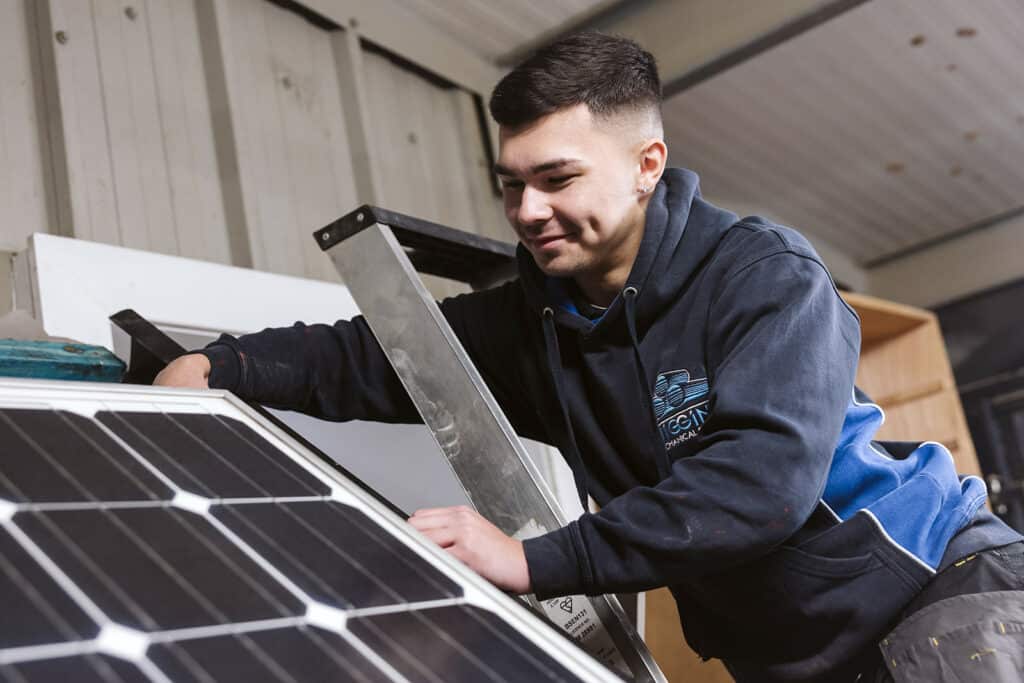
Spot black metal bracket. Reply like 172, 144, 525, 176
315, 205, 517, 289
110, 309, 188, 385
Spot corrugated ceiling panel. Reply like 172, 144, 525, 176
664, 0, 1024, 265
399, 0, 608, 61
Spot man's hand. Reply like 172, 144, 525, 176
154, 353, 212, 389
409, 505, 531, 594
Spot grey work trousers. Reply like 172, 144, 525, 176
860, 541, 1024, 682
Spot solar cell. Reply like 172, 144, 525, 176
214, 501, 462, 608
16, 507, 305, 631
0, 381, 617, 682
147, 627, 391, 683
0, 528, 97, 649
349, 604, 579, 682
97, 411, 328, 498
0, 409, 172, 503
1, 653, 148, 682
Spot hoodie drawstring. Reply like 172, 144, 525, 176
541, 307, 592, 509
623, 287, 673, 480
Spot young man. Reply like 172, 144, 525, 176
158, 32, 1023, 682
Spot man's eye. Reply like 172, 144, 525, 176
500, 181, 523, 191
548, 175, 575, 185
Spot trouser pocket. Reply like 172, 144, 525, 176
880, 590, 1024, 682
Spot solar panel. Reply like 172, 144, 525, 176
0, 379, 619, 682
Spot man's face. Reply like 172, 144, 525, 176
495, 104, 647, 283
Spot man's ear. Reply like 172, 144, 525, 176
638, 138, 668, 191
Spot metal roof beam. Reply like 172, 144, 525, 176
502, 0, 872, 97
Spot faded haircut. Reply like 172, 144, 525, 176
489, 31, 662, 135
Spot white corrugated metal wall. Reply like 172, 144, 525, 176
0, 0, 507, 293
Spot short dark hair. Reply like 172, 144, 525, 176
489, 31, 662, 129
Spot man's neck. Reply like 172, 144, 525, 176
574, 208, 647, 307
574, 267, 631, 307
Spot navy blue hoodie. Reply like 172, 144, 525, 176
202, 169, 1020, 681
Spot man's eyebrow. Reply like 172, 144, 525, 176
492, 158, 582, 177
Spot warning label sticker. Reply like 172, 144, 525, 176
541, 595, 630, 677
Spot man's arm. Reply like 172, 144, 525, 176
156, 316, 419, 423
155, 282, 547, 437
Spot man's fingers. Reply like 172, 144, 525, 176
153, 354, 211, 389
411, 505, 474, 519
408, 515, 453, 532
444, 543, 473, 566
416, 527, 457, 548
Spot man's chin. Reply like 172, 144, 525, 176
531, 255, 580, 278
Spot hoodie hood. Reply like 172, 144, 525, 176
517, 168, 739, 334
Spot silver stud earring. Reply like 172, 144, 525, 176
638, 185, 650, 194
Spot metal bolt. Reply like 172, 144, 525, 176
55, 31, 68, 45
321, 231, 330, 242
356, 212, 365, 223
124, 6, 137, 20
407, 132, 418, 144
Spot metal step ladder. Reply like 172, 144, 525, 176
315, 206, 666, 682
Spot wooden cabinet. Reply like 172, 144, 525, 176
846, 291, 980, 477
644, 292, 981, 681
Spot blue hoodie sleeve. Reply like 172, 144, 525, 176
523, 251, 861, 598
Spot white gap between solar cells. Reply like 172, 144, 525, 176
171, 490, 211, 515
344, 597, 466, 619
20, 501, 166, 512
145, 617, 304, 644
95, 623, 149, 661
0, 639, 98, 666
0, 498, 16, 521
212, 496, 325, 505
304, 602, 348, 631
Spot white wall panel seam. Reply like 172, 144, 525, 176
194, 0, 255, 269
331, 28, 383, 205
31, 1, 71, 240
141, 0, 182, 256
88, 0, 127, 248
263, 1, 308, 278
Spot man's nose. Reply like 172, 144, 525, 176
517, 186, 553, 228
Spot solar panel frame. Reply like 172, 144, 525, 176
0, 378, 621, 683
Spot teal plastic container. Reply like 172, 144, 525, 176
0, 340, 125, 383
